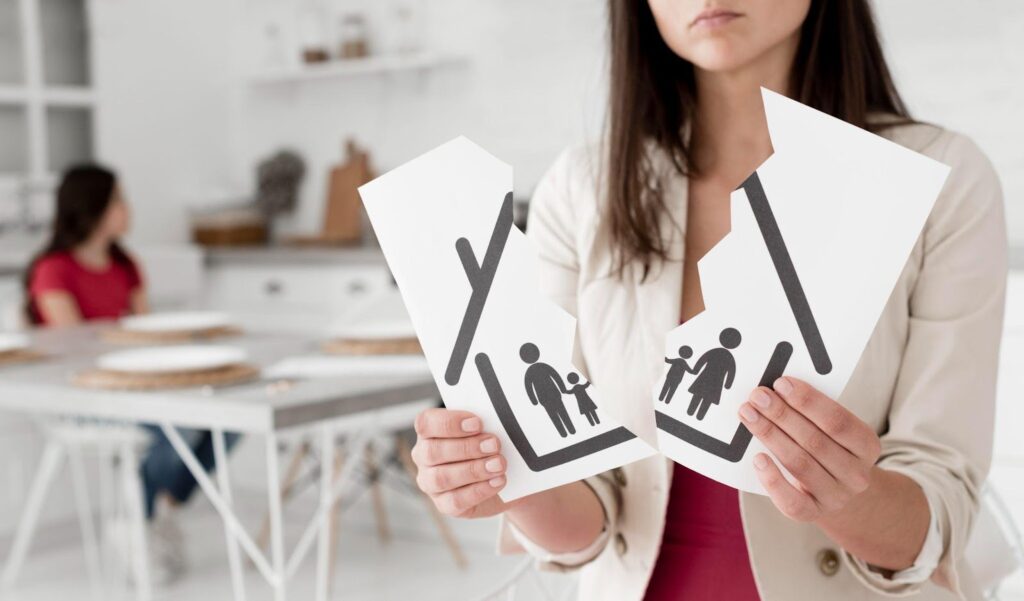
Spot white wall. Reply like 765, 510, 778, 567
90, 0, 607, 243
873, 0, 1024, 245
90, 1, 1024, 246
89, 0, 240, 246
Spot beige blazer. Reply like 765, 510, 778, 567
499, 122, 1008, 601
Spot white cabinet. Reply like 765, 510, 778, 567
203, 258, 393, 334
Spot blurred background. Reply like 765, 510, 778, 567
0, 1, 1022, 600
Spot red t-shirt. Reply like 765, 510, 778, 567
29, 251, 142, 325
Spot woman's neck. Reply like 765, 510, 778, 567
73, 235, 113, 270
691, 34, 800, 186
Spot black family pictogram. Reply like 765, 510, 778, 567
655, 172, 833, 463
446, 193, 636, 472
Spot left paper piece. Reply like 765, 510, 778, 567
361, 137, 656, 500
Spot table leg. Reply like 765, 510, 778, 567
157, 423, 277, 586
214, 428, 246, 601
1, 439, 65, 589
257, 441, 310, 554
265, 431, 287, 601
315, 424, 334, 601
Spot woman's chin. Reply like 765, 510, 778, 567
680, 41, 763, 74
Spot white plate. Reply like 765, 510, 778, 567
97, 345, 248, 374
0, 333, 30, 354
120, 311, 234, 333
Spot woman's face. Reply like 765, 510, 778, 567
647, 0, 811, 73
98, 185, 131, 239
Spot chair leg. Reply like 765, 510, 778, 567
68, 444, 104, 596
395, 436, 468, 569
1, 439, 66, 589
327, 447, 347, 593
119, 442, 151, 601
366, 443, 391, 545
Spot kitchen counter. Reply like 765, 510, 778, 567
203, 245, 386, 267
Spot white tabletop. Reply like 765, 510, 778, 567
0, 324, 438, 434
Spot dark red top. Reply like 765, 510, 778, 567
29, 251, 142, 325
645, 464, 761, 599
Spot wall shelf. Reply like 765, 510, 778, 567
247, 52, 466, 86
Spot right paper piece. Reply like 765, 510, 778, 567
654, 89, 951, 494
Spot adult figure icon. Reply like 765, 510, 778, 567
520, 343, 576, 438
686, 328, 741, 421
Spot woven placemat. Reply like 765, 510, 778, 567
321, 337, 422, 356
0, 349, 46, 366
101, 325, 244, 345
72, 363, 260, 391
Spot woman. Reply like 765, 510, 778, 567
410, 1, 1006, 600
26, 165, 235, 584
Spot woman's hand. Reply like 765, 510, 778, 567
737, 376, 882, 522
411, 408, 510, 518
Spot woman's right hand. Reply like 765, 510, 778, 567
411, 408, 510, 518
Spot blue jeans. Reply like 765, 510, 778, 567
140, 425, 241, 519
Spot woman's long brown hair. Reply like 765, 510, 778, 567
606, 0, 911, 278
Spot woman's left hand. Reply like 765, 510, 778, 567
738, 376, 882, 522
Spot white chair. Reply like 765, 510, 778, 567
1, 420, 153, 600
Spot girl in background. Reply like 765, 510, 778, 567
26, 165, 234, 585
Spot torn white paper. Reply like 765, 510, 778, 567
360, 138, 657, 500
653, 89, 951, 494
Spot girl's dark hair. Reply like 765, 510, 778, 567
606, 0, 911, 278
24, 165, 134, 324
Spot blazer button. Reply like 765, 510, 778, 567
817, 549, 841, 577
615, 533, 628, 556
613, 468, 627, 487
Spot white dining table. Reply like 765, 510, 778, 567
0, 323, 438, 601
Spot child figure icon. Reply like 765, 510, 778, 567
566, 373, 600, 426
659, 345, 693, 404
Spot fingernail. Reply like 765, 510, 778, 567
739, 403, 759, 423
480, 438, 498, 453
773, 377, 793, 395
489, 476, 506, 488
485, 458, 503, 473
751, 389, 771, 409
754, 454, 769, 470
461, 417, 481, 433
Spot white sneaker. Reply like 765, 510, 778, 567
104, 509, 187, 587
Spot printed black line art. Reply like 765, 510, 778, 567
684, 328, 740, 421
446, 192, 637, 472
444, 192, 514, 386
656, 171, 832, 463
567, 372, 600, 426
477, 353, 635, 472
659, 345, 693, 404
656, 341, 793, 462
520, 342, 576, 438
